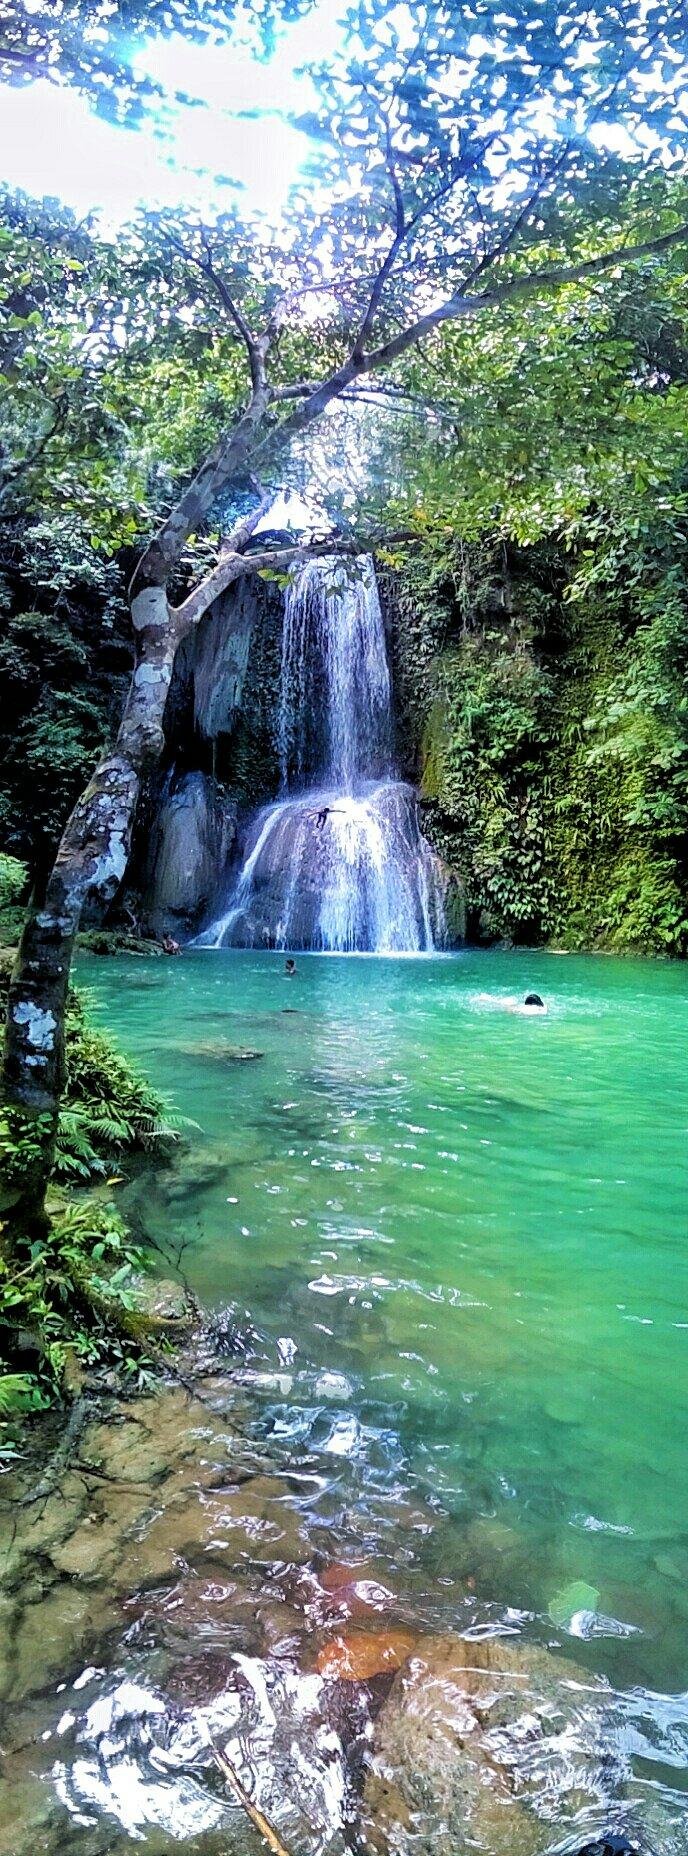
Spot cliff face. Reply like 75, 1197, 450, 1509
385, 540, 688, 957
4, 524, 685, 957
135, 570, 285, 937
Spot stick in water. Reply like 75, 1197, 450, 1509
207, 1735, 295, 1856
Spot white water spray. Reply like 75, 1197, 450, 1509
195, 556, 445, 952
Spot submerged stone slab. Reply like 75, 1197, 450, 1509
363, 1631, 615, 1856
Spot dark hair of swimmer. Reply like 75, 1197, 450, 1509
524, 993, 544, 1007
285, 958, 296, 975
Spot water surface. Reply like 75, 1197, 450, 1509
5, 946, 687, 1855
89, 947, 688, 1692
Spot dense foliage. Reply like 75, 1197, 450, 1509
1, 1, 688, 948
0, 959, 179, 1433
1, 0, 314, 123
392, 512, 688, 953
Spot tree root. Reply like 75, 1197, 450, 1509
16, 1391, 95, 1506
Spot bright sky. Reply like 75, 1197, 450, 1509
0, 2, 346, 227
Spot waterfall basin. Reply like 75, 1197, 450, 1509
4, 947, 688, 1856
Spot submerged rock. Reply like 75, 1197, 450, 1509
318, 1561, 397, 1620
362, 1632, 615, 1855
54, 1656, 355, 1853
175, 1040, 265, 1063
316, 1627, 418, 1682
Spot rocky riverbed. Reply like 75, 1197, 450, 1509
0, 1325, 672, 1856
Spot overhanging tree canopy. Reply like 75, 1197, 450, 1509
2, 0, 688, 1218
0, 0, 314, 122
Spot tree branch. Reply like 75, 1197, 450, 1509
364, 219, 688, 370
271, 381, 321, 401
350, 111, 411, 361
460, 146, 572, 293
172, 529, 415, 634
166, 230, 263, 389
0, 392, 69, 509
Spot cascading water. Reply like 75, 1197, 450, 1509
195, 556, 445, 952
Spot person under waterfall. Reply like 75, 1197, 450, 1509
310, 805, 345, 829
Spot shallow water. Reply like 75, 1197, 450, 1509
4, 948, 688, 1854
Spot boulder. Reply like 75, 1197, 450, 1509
362, 1631, 613, 1855
142, 769, 237, 936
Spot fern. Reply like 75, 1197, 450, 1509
0, 1372, 38, 1415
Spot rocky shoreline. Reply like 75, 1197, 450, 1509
0, 1324, 657, 1856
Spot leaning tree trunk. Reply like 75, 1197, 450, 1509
1, 584, 179, 1224
0, 528, 346, 1225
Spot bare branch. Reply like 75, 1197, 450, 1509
221, 487, 275, 552
166, 229, 262, 387
350, 110, 410, 360
460, 146, 572, 293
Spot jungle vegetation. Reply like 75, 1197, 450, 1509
1, 0, 687, 1230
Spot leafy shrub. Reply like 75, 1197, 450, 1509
0, 1192, 153, 1425
0, 972, 181, 1439
55, 988, 181, 1180
0, 854, 27, 910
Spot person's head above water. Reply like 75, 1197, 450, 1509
285, 958, 296, 975
524, 992, 545, 1008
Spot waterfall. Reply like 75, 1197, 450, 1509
278, 556, 392, 792
194, 556, 445, 952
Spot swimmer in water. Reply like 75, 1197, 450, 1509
475, 991, 547, 1014
284, 958, 296, 976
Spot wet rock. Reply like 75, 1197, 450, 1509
134, 1472, 314, 1583
50, 1511, 129, 1584
314, 1370, 355, 1401
0, 1476, 86, 1592
57, 1654, 353, 1853
165, 1650, 236, 1706
0, 1735, 59, 1856
97, 1273, 196, 1339
235, 1368, 294, 1396
142, 768, 237, 937
319, 1561, 397, 1619
362, 1632, 613, 1856
131, 1276, 196, 1329
43, 1386, 249, 1595
10, 1583, 118, 1704
317, 1626, 418, 1681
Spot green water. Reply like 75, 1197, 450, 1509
85, 946, 688, 1700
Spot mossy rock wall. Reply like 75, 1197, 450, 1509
385, 538, 688, 955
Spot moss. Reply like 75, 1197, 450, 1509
391, 530, 688, 954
